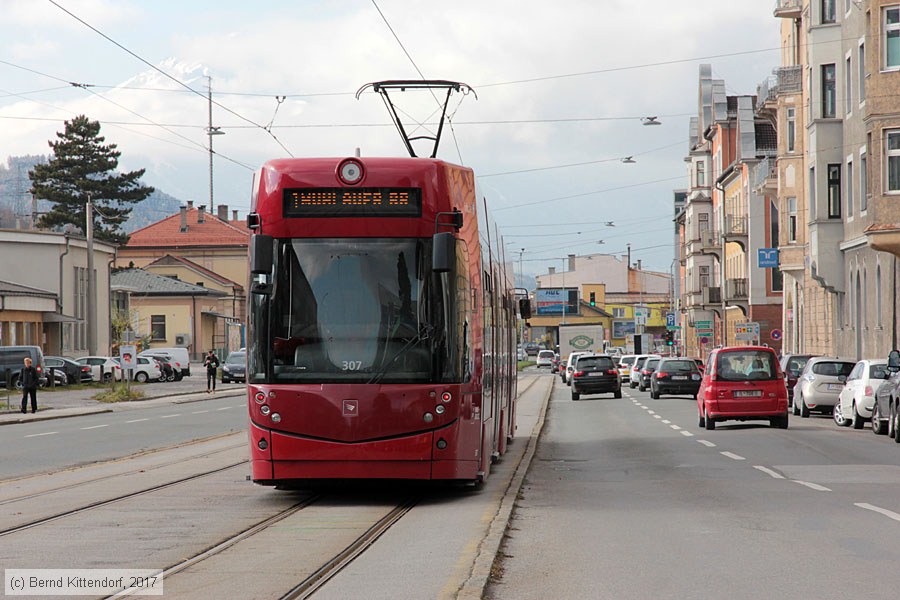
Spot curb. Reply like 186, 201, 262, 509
0, 389, 246, 426
457, 375, 553, 599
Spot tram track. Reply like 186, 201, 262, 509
0, 460, 247, 538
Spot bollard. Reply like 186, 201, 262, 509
49, 366, 55, 388
4, 368, 9, 412
99, 364, 105, 383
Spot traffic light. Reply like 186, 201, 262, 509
589, 292, 596, 307
665, 330, 674, 346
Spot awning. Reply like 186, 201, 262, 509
42, 312, 79, 323
201, 310, 227, 318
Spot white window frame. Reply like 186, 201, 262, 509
787, 197, 798, 243
860, 145, 868, 212
846, 155, 854, 219
787, 107, 796, 153
845, 52, 853, 118
858, 39, 866, 106
884, 5, 900, 72
696, 160, 706, 187
886, 128, 900, 193
612, 307, 626, 318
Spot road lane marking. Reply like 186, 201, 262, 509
720, 451, 745, 461
125, 418, 149, 423
160, 414, 181, 419
753, 466, 785, 479
662, 420, 671, 424
855, 503, 900, 522
680, 430, 694, 437
670, 424, 682, 431
215, 407, 231, 411
81, 424, 108, 430
793, 480, 831, 492
653, 415, 662, 419
697, 440, 716, 447
192, 410, 210, 414
647, 410, 655, 415
25, 432, 57, 438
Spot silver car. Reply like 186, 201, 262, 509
793, 357, 856, 418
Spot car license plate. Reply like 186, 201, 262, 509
672, 375, 687, 380
588, 372, 602, 377
827, 383, 843, 391
734, 390, 762, 398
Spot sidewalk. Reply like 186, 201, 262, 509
0, 385, 246, 426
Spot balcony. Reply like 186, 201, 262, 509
699, 229, 722, 259
774, 0, 801, 18
725, 278, 748, 300
777, 65, 802, 94
757, 74, 778, 109
702, 286, 722, 305
752, 157, 777, 194
723, 215, 749, 250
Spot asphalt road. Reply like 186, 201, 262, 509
488, 368, 900, 599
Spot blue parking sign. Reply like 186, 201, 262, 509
666, 312, 675, 328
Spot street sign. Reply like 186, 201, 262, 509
695, 320, 711, 329
771, 328, 782, 341
666, 312, 675, 328
758, 248, 779, 268
735, 322, 760, 341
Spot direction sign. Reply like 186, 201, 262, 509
695, 320, 711, 329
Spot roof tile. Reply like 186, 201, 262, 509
126, 207, 250, 249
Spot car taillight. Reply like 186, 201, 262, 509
642, 369, 651, 375
573, 371, 584, 377
36, 366, 42, 373
82, 367, 90, 372
607, 369, 618, 375
865, 386, 874, 396
656, 371, 667, 378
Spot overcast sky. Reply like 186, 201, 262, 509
1, 0, 780, 275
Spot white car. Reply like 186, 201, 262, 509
617, 355, 637, 383
114, 356, 163, 383
834, 359, 889, 429
629, 354, 660, 389
536, 350, 555, 368
76, 356, 124, 382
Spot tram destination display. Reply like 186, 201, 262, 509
284, 188, 422, 218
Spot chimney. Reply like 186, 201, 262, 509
232, 209, 238, 221
179, 205, 188, 232
198, 205, 205, 223
568, 254, 576, 271
187, 200, 193, 209
548, 267, 556, 275
636, 259, 642, 270
217, 204, 229, 221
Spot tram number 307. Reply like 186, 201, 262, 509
342, 361, 363, 371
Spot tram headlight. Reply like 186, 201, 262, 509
260, 405, 271, 415
271, 413, 282, 423
337, 158, 365, 185
423, 412, 434, 423
435, 405, 445, 415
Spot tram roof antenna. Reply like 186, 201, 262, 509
356, 79, 476, 159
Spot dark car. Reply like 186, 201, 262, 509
637, 357, 661, 392
780, 354, 816, 407
651, 357, 702, 399
148, 356, 177, 382
221, 351, 246, 383
570, 354, 622, 400
0, 345, 47, 388
44, 356, 93, 384
550, 354, 561, 374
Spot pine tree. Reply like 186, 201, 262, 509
29, 115, 154, 244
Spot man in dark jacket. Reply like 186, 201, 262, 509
20, 357, 39, 414
204, 350, 220, 394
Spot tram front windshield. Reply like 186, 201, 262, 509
249, 238, 466, 384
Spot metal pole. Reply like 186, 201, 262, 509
86, 195, 97, 355
207, 75, 214, 214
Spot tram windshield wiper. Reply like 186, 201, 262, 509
366, 325, 434, 384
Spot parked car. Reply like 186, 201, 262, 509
139, 351, 183, 381
570, 354, 621, 400
516, 347, 527, 361
617, 355, 637, 384
44, 355, 92, 384
221, 351, 246, 383
524, 343, 541, 357
697, 346, 789, 430
536, 350, 555, 368
637, 357, 661, 392
872, 350, 900, 437
563, 351, 589, 385
780, 353, 816, 407
792, 356, 856, 418
629, 355, 659, 389
76, 356, 123, 382
651, 357, 702, 399
833, 359, 888, 429
0, 345, 47, 388
148, 356, 177, 382
113, 356, 163, 383
139, 347, 191, 377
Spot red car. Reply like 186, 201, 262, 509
697, 346, 789, 430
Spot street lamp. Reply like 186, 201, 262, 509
207, 76, 225, 213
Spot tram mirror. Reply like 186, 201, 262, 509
432, 232, 455, 273
250, 234, 274, 275
889, 350, 900, 372
519, 298, 532, 320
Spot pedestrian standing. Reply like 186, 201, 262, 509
20, 357, 39, 414
204, 350, 220, 394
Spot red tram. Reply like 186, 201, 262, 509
245, 155, 524, 485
